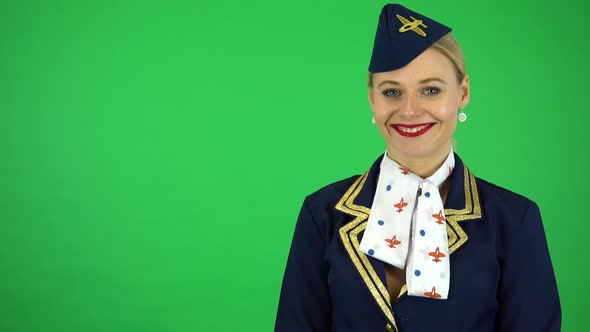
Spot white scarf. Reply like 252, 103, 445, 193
359, 148, 455, 299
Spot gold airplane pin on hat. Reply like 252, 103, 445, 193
396, 14, 428, 37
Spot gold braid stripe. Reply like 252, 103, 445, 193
336, 172, 399, 331
341, 174, 391, 305
445, 164, 476, 217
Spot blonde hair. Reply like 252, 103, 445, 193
368, 33, 466, 87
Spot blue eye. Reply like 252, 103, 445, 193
423, 87, 441, 95
382, 89, 401, 97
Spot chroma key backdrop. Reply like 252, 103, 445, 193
1, 0, 588, 331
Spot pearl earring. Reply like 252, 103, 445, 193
458, 107, 467, 123
371, 116, 376, 124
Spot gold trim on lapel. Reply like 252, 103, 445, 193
445, 166, 482, 254
336, 171, 398, 330
335, 164, 482, 329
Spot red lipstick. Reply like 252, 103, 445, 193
390, 123, 435, 137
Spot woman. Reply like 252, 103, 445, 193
274, 4, 561, 332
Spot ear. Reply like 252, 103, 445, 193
368, 88, 375, 110
367, 72, 374, 105
459, 75, 470, 109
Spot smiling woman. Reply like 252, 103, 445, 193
369, 47, 468, 177
274, 3, 561, 332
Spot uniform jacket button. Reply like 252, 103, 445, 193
386, 323, 394, 332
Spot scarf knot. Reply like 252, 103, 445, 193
359, 148, 455, 299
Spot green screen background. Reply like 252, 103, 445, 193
1, 0, 588, 331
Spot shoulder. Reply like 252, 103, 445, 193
293, 174, 364, 240
473, 176, 553, 271
303, 174, 361, 211
474, 175, 539, 221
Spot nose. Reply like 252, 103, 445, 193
398, 94, 424, 119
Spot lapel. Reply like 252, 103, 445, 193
335, 153, 484, 330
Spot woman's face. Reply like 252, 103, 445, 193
369, 48, 470, 162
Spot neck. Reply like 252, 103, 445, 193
386, 145, 452, 178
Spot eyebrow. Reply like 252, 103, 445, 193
419, 78, 447, 85
377, 77, 448, 88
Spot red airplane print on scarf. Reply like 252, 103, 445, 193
428, 247, 446, 262
385, 235, 401, 248
424, 287, 442, 299
394, 198, 408, 213
432, 210, 445, 224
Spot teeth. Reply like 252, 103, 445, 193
399, 124, 429, 133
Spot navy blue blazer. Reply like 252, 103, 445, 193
275, 154, 561, 332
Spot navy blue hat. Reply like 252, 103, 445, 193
368, 4, 452, 73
